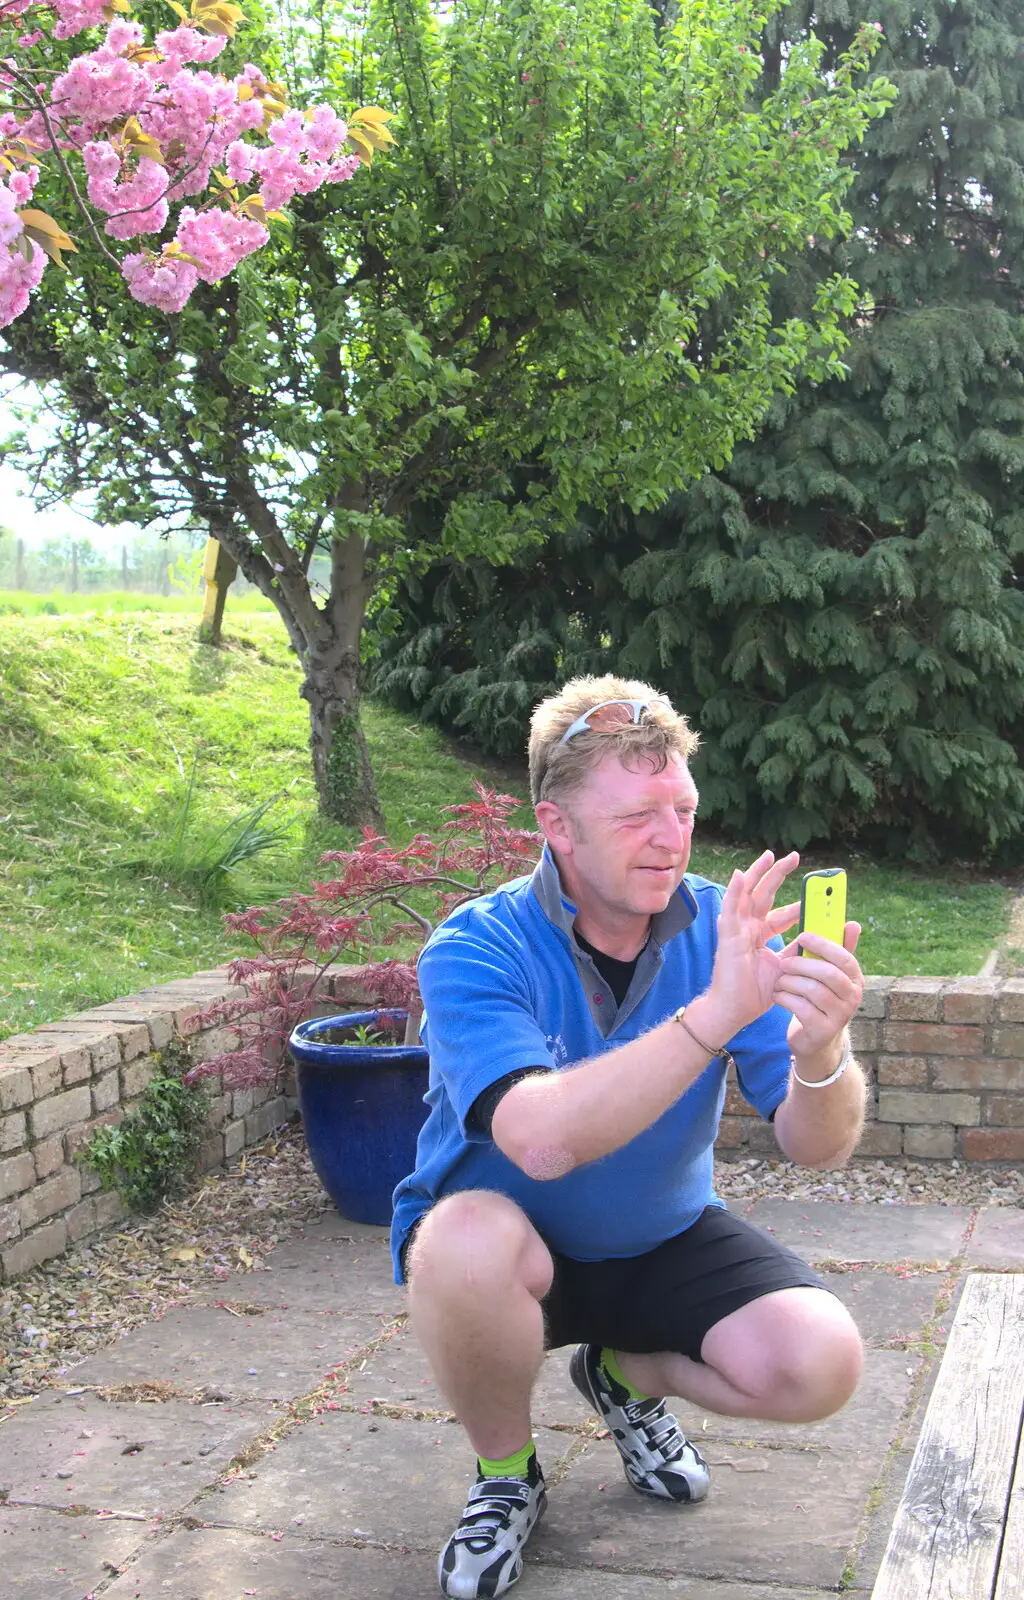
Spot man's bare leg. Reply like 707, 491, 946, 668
407, 1189, 554, 1460
619, 1286, 863, 1422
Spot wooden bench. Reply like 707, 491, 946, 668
871, 1272, 1024, 1600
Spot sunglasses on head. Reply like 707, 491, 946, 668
559, 697, 672, 745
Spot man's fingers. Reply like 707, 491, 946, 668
843, 920, 862, 955
748, 850, 800, 917
766, 900, 800, 935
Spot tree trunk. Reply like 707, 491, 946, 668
303, 671, 383, 827
299, 525, 383, 828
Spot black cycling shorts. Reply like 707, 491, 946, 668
541, 1204, 828, 1363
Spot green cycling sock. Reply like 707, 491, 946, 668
599, 1346, 649, 1401
477, 1440, 537, 1480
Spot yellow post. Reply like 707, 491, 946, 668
199, 537, 238, 644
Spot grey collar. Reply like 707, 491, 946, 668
529, 845, 697, 948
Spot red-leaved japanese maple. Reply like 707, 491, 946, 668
185, 783, 540, 1090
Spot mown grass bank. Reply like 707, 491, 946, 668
0, 606, 1012, 1041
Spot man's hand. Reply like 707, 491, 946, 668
775, 923, 864, 1064
698, 851, 802, 1040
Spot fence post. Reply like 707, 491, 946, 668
199, 538, 238, 644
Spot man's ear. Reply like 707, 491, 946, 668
535, 799, 575, 858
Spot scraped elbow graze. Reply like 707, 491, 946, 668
520, 1143, 576, 1181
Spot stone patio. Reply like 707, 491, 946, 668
0, 1195, 1008, 1599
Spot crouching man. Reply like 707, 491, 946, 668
391, 675, 866, 1598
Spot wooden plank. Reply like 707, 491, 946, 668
870, 1273, 1024, 1600
993, 1392, 1024, 1600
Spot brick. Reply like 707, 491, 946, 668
715, 1117, 748, 1150
29, 1086, 92, 1140
190, 1024, 240, 1065
244, 1101, 286, 1145
1, 1219, 67, 1279
205, 1094, 230, 1130
931, 1057, 1024, 1092
854, 1122, 903, 1157
93, 1191, 125, 1228
991, 1029, 1024, 1060
0, 1152, 36, 1200
64, 1198, 97, 1243
744, 1120, 781, 1155
231, 1089, 254, 1118
858, 977, 895, 1020
723, 1084, 755, 1118
61, 1048, 92, 1086
875, 1055, 928, 1087
20, 1168, 81, 1228
996, 980, 1024, 1023
29, 1053, 63, 1099
79, 1167, 101, 1195
120, 1058, 155, 1100
33, 1134, 65, 1180
251, 1084, 270, 1109
904, 1124, 955, 1159
64, 1112, 121, 1164
889, 978, 944, 1022
0, 1067, 32, 1112
881, 1022, 983, 1057
223, 1118, 245, 1160
62, 1017, 148, 1063
877, 1090, 981, 1127
849, 1018, 880, 1054
0, 1112, 26, 1154
941, 982, 995, 1025
198, 1133, 225, 1173
92, 1071, 121, 1114
32, 1027, 120, 1073
0, 1203, 20, 1243
963, 1128, 1024, 1162
985, 1096, 1024, 1127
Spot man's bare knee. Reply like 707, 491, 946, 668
409, 1191, 552, 1301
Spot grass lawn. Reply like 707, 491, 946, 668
0, 602, 1013, 1042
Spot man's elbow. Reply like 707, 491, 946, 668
492, 1098, 577, 1182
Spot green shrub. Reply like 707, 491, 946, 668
79, 1043, 208, 1213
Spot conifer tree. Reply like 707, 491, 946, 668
381, 0, 1024, 861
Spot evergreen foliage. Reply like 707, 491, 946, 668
377, 0, 1024, 862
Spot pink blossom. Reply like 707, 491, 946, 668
225, 139, 255, 185
17, 29, 43, 46
7, 167, 36, 204
121, 248, 198, 312
174, 204, 268, 282
303, 104, 347, 160
51, 52, 149, 132
84, 142, 169, 237
0, 236, 45, 328
152, 25, 226, 72
50, 0, 109, 39
0, 180, 24, 245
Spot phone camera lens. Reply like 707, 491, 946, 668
825, 886, 833, 896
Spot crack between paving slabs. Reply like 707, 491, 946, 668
14, 1310, 412, 1593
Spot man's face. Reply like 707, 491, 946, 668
543, 749, 699, 924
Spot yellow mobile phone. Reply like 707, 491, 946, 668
799, 868, 848, 955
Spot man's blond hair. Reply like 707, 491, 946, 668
529, 674, 699, 805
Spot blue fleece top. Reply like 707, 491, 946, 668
390, 848, 791, 1282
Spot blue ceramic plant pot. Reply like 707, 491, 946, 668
288, 1010, 429, 1226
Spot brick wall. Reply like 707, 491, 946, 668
0, 965, 370, 1284
716, 975, 1024, 1163
1, 970, 1022, 1283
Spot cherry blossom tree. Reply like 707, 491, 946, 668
0, 0, 393, 323
0, 0, 893, 826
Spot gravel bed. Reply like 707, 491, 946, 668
1, 1128, 1020, 1406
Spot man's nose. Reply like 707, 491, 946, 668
651, 807, 685, 852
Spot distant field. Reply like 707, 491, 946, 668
0, 605, 1013, 1041
0, 588, 276, 617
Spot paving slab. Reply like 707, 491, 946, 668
345, 1325, 593, 1428
745, 1200, 971, 1266
205, 1235, 405, 1318
286, 1211, 392, 1247
206, 1411, 581, 1548
537, 1438, 879, 1589
965, 1206, 1024, 1268
671, 1349, 921, 1455
0, 1390, 267, 1517
99, 1523, 829, 1599
820, 1266, 945, 1346
1, 1503, 145, 1598
65, 1304, 394, 1403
